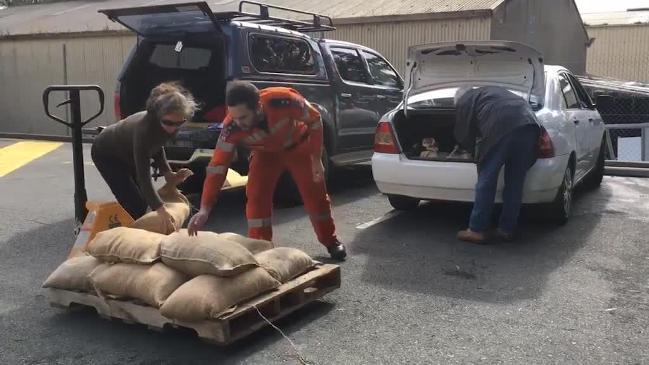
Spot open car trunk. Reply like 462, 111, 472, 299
120, 37, 227, 123
392, 109, 475, 162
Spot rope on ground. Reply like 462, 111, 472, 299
253, 304, 315, 365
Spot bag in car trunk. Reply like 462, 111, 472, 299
392, 109, 474, 162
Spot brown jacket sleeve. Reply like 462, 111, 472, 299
133, 126, 164, 211
151, 147, 171, 175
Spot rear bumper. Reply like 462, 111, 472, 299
371, 153, 569, 204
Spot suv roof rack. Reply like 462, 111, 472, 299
214, 1, 335, 33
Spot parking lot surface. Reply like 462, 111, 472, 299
1, 139, 648, 364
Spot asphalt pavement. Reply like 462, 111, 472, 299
1, 139, 648, 364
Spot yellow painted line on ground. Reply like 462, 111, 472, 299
0, 141, 63, 177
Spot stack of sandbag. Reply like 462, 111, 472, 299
216, 232, 274, 254
86, 226, 188, 308
254, 247, 315, 283
42, 254, 103, 292
43, 223, 318, 322
131, 183, 191, 234
159, 230, 280, 321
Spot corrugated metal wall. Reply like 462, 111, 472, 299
0, 17, 490, 136
587, 25, 649, 83
0, 34, 135, 136
330, 16, 491, 76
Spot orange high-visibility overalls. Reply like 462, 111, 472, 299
200, 87, 337, 247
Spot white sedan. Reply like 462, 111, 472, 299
371, 41, 607, 224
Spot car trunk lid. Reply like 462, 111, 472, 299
404, 41, 545, 109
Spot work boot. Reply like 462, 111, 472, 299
327, 241, 347, 261
457, 229, 487, 244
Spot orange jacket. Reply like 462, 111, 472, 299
200, 87, 322, 209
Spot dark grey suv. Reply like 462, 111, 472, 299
101, 1, 403, 191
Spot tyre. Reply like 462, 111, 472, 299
273, 171, 303, 207
548, 165, 574, 225
583, 138, 605, 189
322, 146, 334, 183
387, 195, 420, 211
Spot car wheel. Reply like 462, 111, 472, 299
322, 147, 334, 183
548, 165, 574, 225
584, 138, 605, 189
387, 195, 420, 211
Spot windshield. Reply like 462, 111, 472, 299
407, 87, 538, 109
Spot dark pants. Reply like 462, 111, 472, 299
91, 145, 147, 219
469, 124, 539, 234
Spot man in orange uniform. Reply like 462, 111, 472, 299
187, 81, 346, 260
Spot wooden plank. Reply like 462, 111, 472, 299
46, 263, 341, 345
220, 264, 341, 321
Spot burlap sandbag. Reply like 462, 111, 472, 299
254, 247, 315, 283
42, 255, 104, 292
216, 232, 274, 254
131, 183, 191, 234
89, 262, 188, 308
86, 227, 164, 264
161, 229, 258, 277
160, 267, 280, 321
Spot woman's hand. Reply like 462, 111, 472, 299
164, 168, 194, 186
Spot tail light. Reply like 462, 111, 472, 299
113, 83, 123, 120
537, 127, 555, 158
374, 121, 401, 154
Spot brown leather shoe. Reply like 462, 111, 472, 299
457, 229, 487, 244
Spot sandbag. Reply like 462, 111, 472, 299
89, 262, 188, 308
254, 247, 315, 283
42, 255, 104, 292
131, 183, 191, 234
161, 229, 258, 277
86, 227, 165, 264
216, 232, 273, 254
160, 268, 280, 321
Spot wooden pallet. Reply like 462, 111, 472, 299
47, 264, 340, 345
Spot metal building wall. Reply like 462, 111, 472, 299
0, 34, 135, 136
0, 17, 491, 136
586, 25, 649, 83
330, 16, 492, 75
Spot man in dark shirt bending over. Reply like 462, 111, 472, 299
454, 86, 540, 243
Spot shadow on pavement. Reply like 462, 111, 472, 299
186, 164, 378, 235
350, 185, 611, 304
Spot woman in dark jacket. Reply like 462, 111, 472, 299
91, 82, 197, 228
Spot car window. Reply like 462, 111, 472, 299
149, 44, 212, 70
330, 47, 370, 84
559, 75, 580, 109
567, 73, 594, 108
249, 35, 316, 75
360, 50, 400, 88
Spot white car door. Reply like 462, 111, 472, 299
558, 73, 590, 180
568, 73, 605, 163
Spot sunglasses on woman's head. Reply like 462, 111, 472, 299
161, 118, 187, 127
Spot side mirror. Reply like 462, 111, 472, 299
595, 94, 614, 111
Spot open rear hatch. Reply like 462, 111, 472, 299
404, 41, 545, 109
99, 2, 222, 37
396, 41, 545, 162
